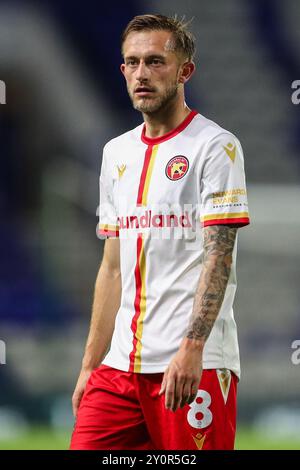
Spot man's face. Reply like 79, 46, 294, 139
121, 30, 185, 114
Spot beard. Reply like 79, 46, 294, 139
129, 80, 179, 114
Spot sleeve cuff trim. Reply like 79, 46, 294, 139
203, 217, 250, 227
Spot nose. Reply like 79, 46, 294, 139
135, 60, 149, 82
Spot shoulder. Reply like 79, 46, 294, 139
103, 123, 144, 157
192, 113, 241, 148
100, 123, 143, 176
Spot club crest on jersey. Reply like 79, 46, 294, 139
165, 156, 189, 181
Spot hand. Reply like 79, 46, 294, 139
72, 368, 93, 418
158, 338, 203, 412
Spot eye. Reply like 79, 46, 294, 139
151, 58, 163, 65
126, 59, 138, 66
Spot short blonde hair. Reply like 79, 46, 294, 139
121, 14, 196, 62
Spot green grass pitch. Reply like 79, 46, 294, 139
0, 427, 299, 450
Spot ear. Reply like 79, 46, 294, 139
178, 61, 196, 84
120, 63, 126, 76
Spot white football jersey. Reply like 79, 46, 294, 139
98, 110, 250, 378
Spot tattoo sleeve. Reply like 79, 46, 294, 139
186, 225, 238, 343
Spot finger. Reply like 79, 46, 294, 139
72, 398, 78, 418
165, 375, 175, 410
72, 391, 82, 417
187, 381, 198, 405
180, 381, 192, 408
159, 369, 169, 395
173, 376, 184, 412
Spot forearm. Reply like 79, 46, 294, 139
160, 225, 238, 411
81, 263, 121, 370
185, 225, 237, 350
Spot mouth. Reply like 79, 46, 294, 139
134, 87, 155, 97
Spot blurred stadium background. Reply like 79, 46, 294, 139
0, 0, 300, 450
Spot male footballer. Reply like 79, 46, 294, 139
70, 14, 250, 450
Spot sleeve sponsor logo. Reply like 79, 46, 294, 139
212, 188, 247, 206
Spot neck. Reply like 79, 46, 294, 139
143, 99, 191, 139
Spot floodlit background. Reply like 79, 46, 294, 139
0, 0, 300, 449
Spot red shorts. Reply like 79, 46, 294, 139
70, 364, 237, 450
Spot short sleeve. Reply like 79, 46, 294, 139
198, 133, 250, 227
98, 147, 119, 238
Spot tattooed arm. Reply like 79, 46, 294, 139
159, 225, 238, 412
186, 224, 237, 342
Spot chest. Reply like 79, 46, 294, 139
112, 142, 200, 213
